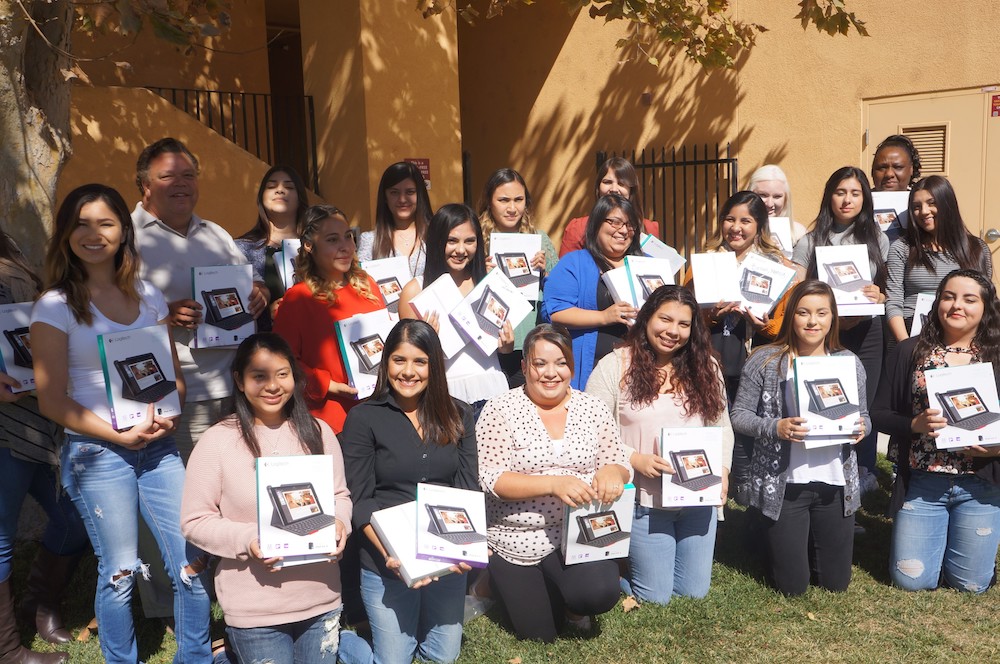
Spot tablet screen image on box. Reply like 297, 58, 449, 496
415, 483, 488, 567
669, 449, 722, 492
823, 261, 867, 291
424, 504, 486, 545
561, 485, 635, 564
496, 252, 536, 288
267, 482, 337, 537
99, 325, 182, 430
804, 378, 859, 420
3, 327, 32, 368
637, 274, 667, 299
740, 270, 772, 303
376, 277, 403, 313
201, 288, 254, 330
935, 388, 1000, 431
475, 287, 509, 336
351, 334, 385, 375
575, 510, 630, 548
114, 353, 177, 403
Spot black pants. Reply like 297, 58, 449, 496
488, 550, 620, 642
840, 316, 882, 472
759, 482, 854, 596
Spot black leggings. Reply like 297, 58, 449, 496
489, 550, 620, 642
840, 316, 882, 471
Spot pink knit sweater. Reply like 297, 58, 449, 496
181, 417, 353, 628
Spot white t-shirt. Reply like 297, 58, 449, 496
31, 281, 169, 433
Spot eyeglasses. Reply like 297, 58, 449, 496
603, 217, 633, 232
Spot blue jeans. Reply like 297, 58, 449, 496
0, 447, 88, 582
622, 504, 717, 605
890, 470, 1000, 593
61, 435, 211, 663
226, 608, 342, 664
359, 567, 464, 664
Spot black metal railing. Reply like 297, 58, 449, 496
148, 86, 321, 195
596, 143, 738, 261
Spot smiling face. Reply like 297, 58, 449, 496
387, 340, 430, 407
70, 200, 124, 272
490, 181, 527, 231
142, 151, 199, 230
871, 146, 913, 192
523, 339, 572, 406
721, 203, 759, 255
235, 348, 295, 427
303, 214, 355, 283
262, 170, 299, 220
751, 179, 787, 217
646, 300, 693, 362
792, 293, 834, 354
444, 220, 478, 274
385, 178, 418, 225
937, 275, 985, 343
596, 207, 634, 262
910, 189, 937, 236
830, 177, 864, 224
598, 168, 631, 198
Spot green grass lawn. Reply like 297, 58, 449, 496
12, 462, 1000, 663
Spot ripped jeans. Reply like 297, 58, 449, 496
226, 608, 342, 664
61, 435, 211, 663
890, 470, 1000, 594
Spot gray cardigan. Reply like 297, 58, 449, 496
730, 345, 867, 521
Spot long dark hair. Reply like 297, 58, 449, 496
704, 190, 782, 259
621, 286, 725, 419
914, 269, 1000, 368
905, 176, 984, 272
761, 280, 843, 363
372, 319, 464, 446
583, 193, 643, 271
594, 157, 646, 220
476, 168, 536, 248
241, 165, 309, 244
229, 333, 324, 458
372, 162, 432, 260
422, 204, 487, 286
805, 167, 887, 290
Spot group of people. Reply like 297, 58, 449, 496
2, 132, 1000, 664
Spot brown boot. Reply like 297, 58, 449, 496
0, 578, 67, 664
17, 549, 79, 645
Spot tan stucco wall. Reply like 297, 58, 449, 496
301, 1, 464, 229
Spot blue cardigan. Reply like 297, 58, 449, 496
541, 249, 603, 389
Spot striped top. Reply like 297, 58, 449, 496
884, 237, 992, 322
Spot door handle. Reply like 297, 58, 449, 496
986, 229, 1000, 243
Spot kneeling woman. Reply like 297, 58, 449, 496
477, 324, 631, 642
873, 269, 1000, 593
730, 281, 868, 596
587, 286, 733, 605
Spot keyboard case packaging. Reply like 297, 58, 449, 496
370, 502, 455, 587
735, 252, 796, 320
793, 355, 862, 448
450, 269, 532, 357
561, 484, 635, 566
623, 256, 676, 309
415, 483, 488, 568
689, 252, 742, 306
191, 264, 256, 348
872, 191, 910, 235
97, 324, 181, 431
409, 273, 466, 359
768, 217, 794, 259
490, 232, 542, 301
639, 234, 687, 275
0, 302, 36, 393
909, 292, 935, 337
659, 427, 726, 507
924, 362, 1000, 450
334, 308, 395, 400
277, 238, 302, 291
361, 255, 411, 318
599, 266, 633, 306
256, 454, 339, 566
814, 244, 885, 316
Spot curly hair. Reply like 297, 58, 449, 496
294, 205, 378, 305
914, 269, 1000, 368
872, 134, 922, 187
620, 285, 725, 421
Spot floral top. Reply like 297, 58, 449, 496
909, 345, 981, 475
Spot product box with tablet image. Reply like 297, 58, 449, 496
793, 355, 863, 448
277, 239, 302, 291
689, 252, 742, 306
361, 256, 411, 318
736, 252, 796, 319
192, 264, 256, 348
872, 191, 910, 240
561, 484, 635, 566
768, 217, 795, 259
491, 232, 542, 301
415, 483, 488, 568
371, 501, 456, 588
600, 266, 633, 307
97, 325, 181, 431
450, 269, 532, 357
334, 308, 395, 400
409, 273, 466, 359
924, 362, 1000, 450
256, 455, 340, 567
0, 302, 36, 392
659, 427, 726, 507
624, 255, 676, 309
814, 244, 885, 316
909, 292, 936, 337
639, 233, 687, 277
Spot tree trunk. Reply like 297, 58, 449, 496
0, 0, 72, 268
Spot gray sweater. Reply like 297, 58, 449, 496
884, 237, 992, 322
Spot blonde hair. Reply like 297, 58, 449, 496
294, 205, 379, 305
747, 164, 792, 218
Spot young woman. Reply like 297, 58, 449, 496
31, 184, 211, 662
272, 204, 384, 434
397, 204, 512, 410
181, 333, 352, 663
357, 162, 432, 278
885, 176, 992, 342
477, 324, 631, 641
543, 193, 644, 389
340, 319, 478, 663
873, 269, 1000, 593
791, 167, 888, 483
236, 165, 310, 330
870, 134, 921, 193
746, 164, 807, 246
586, 286, 733, 605
477, 168, 559, 384
730, 280, 868, 596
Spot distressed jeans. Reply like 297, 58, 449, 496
61, 435, 211, 663
890, 470, 1000, 593
225, 608, 342, 664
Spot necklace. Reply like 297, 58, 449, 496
257, 421, 285, 455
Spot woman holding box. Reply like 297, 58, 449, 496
730, 280, 868, 596
31, 184, 210, 663
357, 162, 432, 278
586, 286, 732, 605
340, 319, 478, 664
477, 324, 631, 642
746, 164, 807, 246
873, 269, 1000, 593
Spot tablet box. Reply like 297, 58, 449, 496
491, 232, 542, 301
624, 255, 676, 309
415, 483, 488, 568
278, 239, 302, 291
334, 308, 395, 400
736, 252, 796, 320
361, 256, 411, 319
768, 217, 794, 259
256, 455, 340, 566
872, 191, 911, 232
0, 302, 36, 392
924, 362, 1000, 449
450, 269, 532, 357
371, 501, 455, 588
690, 252, 742, 306
561, 484, 635, 566
192, 264, 256, 348
409, 273, 465, 359
98, 324, 181, 431
793, 355, 862, 448
814, 244, 885, 316
639, 234, 686, 277
660, 427, 725, 507
909, 292, 935, 337
600, 266, 633, 306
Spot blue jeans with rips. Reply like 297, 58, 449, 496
61, 435, 211, 663
225, 608, 342, 664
